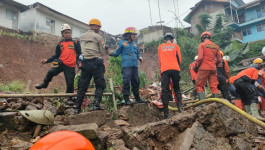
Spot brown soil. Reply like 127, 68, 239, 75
0, 28, 159, 93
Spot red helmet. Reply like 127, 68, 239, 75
124, 27, 138, 35
30, 131, 95, 150
200, 31, 212, 39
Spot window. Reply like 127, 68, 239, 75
6, 9, 16, 20
257, 6, 265, 18
46, 18, 52, 26
242, 28, 252, 36
256, 23, 265, 32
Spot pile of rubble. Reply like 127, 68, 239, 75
1, 85, 265, 150
1, 92, 265, 149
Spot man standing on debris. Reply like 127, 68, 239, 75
189, 56, 198, 100
217, 50, 233, 102
75, 19, 108, 114
35, 24, 81, 105
194, 31, 222, 101
158, 33, 182, 119
109, 27, 146, 105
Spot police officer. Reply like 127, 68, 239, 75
75, 19, 108, 114
35, 24, 81, 105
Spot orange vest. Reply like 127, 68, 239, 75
59, 41, 77, 67
158, 43, 181, 73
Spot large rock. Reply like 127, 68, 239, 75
231, 137, 252, 150
48, 123, 98, 140
0, 112, 18, 131
68, 110, 111, 126
198, 103, 257, 137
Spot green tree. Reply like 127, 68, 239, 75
196, 12, 212, 34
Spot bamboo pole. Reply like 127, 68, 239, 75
0, 93, 113, 98
110, 78, 117, 111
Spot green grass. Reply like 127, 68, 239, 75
0, 80, 26, 93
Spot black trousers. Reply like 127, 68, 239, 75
44, 63, 75, 93
122, 67, 140, 97
217, 75, 231, 99
161, 70, 181, 106
234, 78, 258, 105
76, 58, 106, 108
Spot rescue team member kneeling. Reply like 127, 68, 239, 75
35, 24, 81, 105
195, 31, 222, 101
158, 33, 182, 119
109, 27, 146, 105
233, 67, 265, 121
75, 19, 109, 114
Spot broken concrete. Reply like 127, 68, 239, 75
68, 110, 111, 126
48, 123, 98, 140
0, 112, 18, 131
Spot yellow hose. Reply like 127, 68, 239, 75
168, 98, 265, 129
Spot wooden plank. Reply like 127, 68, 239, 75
0, 93, 113, 98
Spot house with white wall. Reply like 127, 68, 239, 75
19, 2, 89, 38
0, 0, 27, 30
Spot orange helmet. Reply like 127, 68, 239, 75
124, 27, 138, 35
30, 131, 95, 150
200, 31, 212, 39
89, 18, 101, 27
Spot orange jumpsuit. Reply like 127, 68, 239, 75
189, 61, 198, 81
196, 40, 222, 94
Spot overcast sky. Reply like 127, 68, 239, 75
15, 0, 253, 35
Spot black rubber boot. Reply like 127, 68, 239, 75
176, 92, 183, 113
66, 97, 75, 106
124, 95, 133, 105
35, 82, 48, 89
198, 92, 206, 107
163, 104, 170, 119
93, 99, 105, 110
134, 94, 147, 103
74, 108, 81, 114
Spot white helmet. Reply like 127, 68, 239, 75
194, 55, 198, 61
61, 24, 71, 32
262, 47, 265, 56
223, 56, 230, 62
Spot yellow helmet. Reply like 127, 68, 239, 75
253, 58, 263, 64
89, 18, 101, 27
220, 50, 224, 57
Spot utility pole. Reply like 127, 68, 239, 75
148, 0, 153, 26
157, 0, 163, 44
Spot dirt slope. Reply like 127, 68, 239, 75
0, 30, 65, 93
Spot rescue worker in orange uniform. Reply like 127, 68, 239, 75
189, 55, 198, 100
194, 31, 222, 101
158, 33, 182, 119
217, 50, 233, 101
35, 24, 81, 105
233, 67, 265, 120
30, 131, 95, 150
